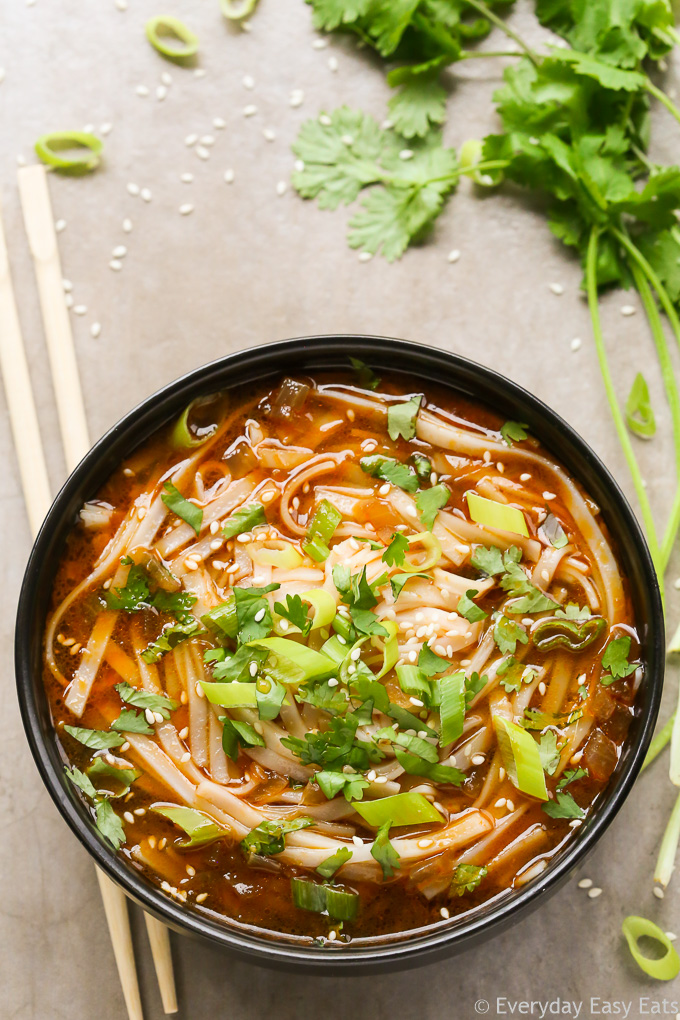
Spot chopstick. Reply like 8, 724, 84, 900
14, 165, 178, 1016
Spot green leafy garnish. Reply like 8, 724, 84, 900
221, 717, 266, 761
65, 766, 97, 799
161, 482, 203, 535
500, 421, 529, 446
457, 589, 487, 623
233, 583, 280, 643
388, 395, 422, 441
450, 863, 487, 896
371, 820, 400, 880
316, 846, 353, 878
63, 725, 124, 750
282, 714, 383, 772
349, 356, 381, 391
537, 731, 560, 776
497, 656, 536, 694
543, 790, 585, 820
222, 502, 266, 539
415, 483, 449, 529
315, 769, 369, 802
382, 531, 409, 567
241, 817, 314, 857
274, 594, 313, 637
390, 571, 429, 600
410, 453, 432, 484
418, 643, 450, 677
465, 671, 488, 705
471, 544, 520, 577
141, 616, 203, 664
499, 559, 560, 614
601, 635, 637, 679
114, 682, 177, 719
360, 455, 419, 492
111, 709, 154, 734
493, 613, 528, 655
95, 799, 127, 850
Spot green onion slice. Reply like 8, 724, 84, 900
460, 138, 501, 186
151, 804, 224, 849
303, 499, 342, 562
247, 637, 336, 686
439, 671, 466, 746
654, 790, 680, 888
202, 596, 238, 639
374, 620, 399, 679
396, 663, 433, 704
291, 877, 359, 921
199, 681, 258, 707
35, 132, 103, 175
354, 791, 444, 828
401, 531, 441, 572
171, 399, 219, 448
494, 716, 548, 801
622, 916, 680, 981
220, 0, 260, 20
145, 16, 199, 62
466, 492, 529, 538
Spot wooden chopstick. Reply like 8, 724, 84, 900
15, 165, 178, 1016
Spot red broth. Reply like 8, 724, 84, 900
43, 371, 639, 942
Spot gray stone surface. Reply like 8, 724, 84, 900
1, 2, 679, 1018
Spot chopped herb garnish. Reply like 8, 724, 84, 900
542, 791, 585, 820
450, 863, 487, 896
222, 502, 266, 539
282, 714, 383, 771
493, 613, 529, 655
415, 483, 449, 530
221, 717, 266, 760
465, 671, 488, 705
315, 769, 369, 802
360, 455, 419, 492
141, 616, 203, 664
457, 589, 487, 624
114, 682, 177, 719
388, 394, 422, 441
63, 725, 124, 750
500, 421, 529, 446
497, 657, 536, 695
161, 481, 203, 535
274, 593, 313, 636
111, 708, 154, 734
418, 643, 450, 677
371, 820, 400, 880
471, 544, 520, 578
233, 582, 280, 643
65, 766, 97, 799
601, 635, 637, 679
410, 453, 432, 484
95, 799, 126, 850
390, 571, 429, 600
316, 846, 353, 879
499, 559, 559, 614
537, 731, 560, 776
382, 531, 409, 567
349, 356, 381, 391
241, 817, 314, 857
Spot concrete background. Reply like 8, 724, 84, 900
1, 1, 679, 1017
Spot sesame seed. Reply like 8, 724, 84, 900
196, 683, 205, 699
196, 146, 210, 160
367, 770, 377, 782
337, 635, 347, 645
571, 337, 582, 352
294, 159, 305, 172
140, 188, 152, 202
588, 887, 603, 899
179, 727, 189, 740
328, 55, 339, 71
471, 753, 485, 765
109, 259, 123, 271
122, 218, 133, 233
156, 85, 167, 101
253, 608, 266, 623
161, 71, 173, 86
73, 304, 87, 315
319, 114, 332, 126
495, 798, 507, 809
447, 249, 461, 263
313, 37, 328, 49
180, 173, 194, 183
159, 837, 167, 850
498, 767, 506, 781
213, 117, 226, 129
379, 483, 390, 495
64, 294, 73, 309
290, 89, 305, 108
506, 799, 515, 811
621, 305, 636, 316
62, 278, 73, 292
89, 320, 102, 339
549, 282, 564, 295
352, 836, 363, 847
249, 660, 258, 677
418, 838, 434, 849
674, 577, 680, 590
243, 74, 255, 89
328, 930, 337, 942
115, 0, 127, 9
210, 520, 220, 535
263, 128, 277, 142
180, 751, 191, 763
200, 135, 215, 146
399, 149, 414, 160
578, 878, 593, 889
185, 134, 198, 146
520, 472, 531, 481
243, 104, 258, 117
134, 808, 146, 816
153, 711, 164, 724
440, 907, 450, 919
194, 68, 207, 77
543, 491, 556, 500
124, 811, 135, 824
327, 677, 339, 687
569, 819, 583, 828
276, 181, 287, 196
55, 219, 67, 232
179, 204, 194, 216
654, 886, 665, 899
350, 648, 361, 661
666, 932, 677, 941
409, 697, 424, 707
112, 245, 127, 258
136, 85, 149, 98
180, 691, 188, 705
145, 708, 156, 725
196, 892, 208, 903
538, 681, 547, 696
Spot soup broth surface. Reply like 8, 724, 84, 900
44, 369, 641, 944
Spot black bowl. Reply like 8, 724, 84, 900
15, 335, 664, 973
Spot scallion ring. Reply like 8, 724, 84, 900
622, 916, 680, 981
171, 399, 219, 449
220, 0, 260, 21
145, 16, 199, 63
34, 132, 103, 175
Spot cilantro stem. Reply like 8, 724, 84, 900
614, 227, 680, 571
459, 49, 524, 60
586, 227, 662, 577
462, 0, 538, 67
644, 80, 680, 130
642, 712, 676, 772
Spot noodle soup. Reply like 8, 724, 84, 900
44, 367, 641, 942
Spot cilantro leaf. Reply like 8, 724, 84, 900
493, 614, 529, 655
161, 482, 203, 535
111, 708, 154, 734
106, 564, 150, 611
256, 678, 288, 722
416, 483, 449, 529
601, 635, 636, 679
394, 749, 465, 786
360, 455, 419, 492
316, 846, 353, 879
222, 502, 266, 539
221, 717, 266, 761
241, 817, 313, 857
141, 616, 203, 664
557, 767, 588, 790
538, 731, 560, 776
114, 682, 177, 719
499, 560, 559, 614
382, 531, 410, 567
418, 643, 450, 676
282, 715, 383, 771
496, 656, 536, 694
211, 644, 269, 683
274, 594, 313, 636
315, 769, 369, 802
387, 76, 448, 139
450, 863, 487, 896
542, 791, 585, 820
349, 356, 381, 391
350, 606, 388, 637
371, 820, 400, 879
390, 571, 429, 600
297, 678, 350, 715
470, 544, 521, 577
388, 394, 422, 441
500, 421, 529, 446
465, 671, 488, 706
65, 766, 97, 800
95, 799, 126, 850
63, 725, 124, 750
233, 583, 280, 643
457, 589, 487, 623
87, 759, 140, 799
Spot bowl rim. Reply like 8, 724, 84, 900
14, 334, 664, 971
